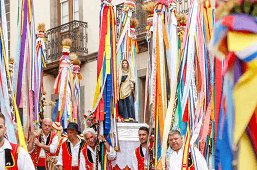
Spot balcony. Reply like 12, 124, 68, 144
116, 1, 148, 53
115, 0, 191, 54
44, 20, 90, 75
176, 0, 191, 14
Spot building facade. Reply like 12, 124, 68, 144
9, 0, 190, 126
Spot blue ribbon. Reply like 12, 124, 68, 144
52, 99, 59, 122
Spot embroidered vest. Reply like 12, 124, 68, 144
5, 143, 20, 170
135, 146, 145, 170
31, 131, 57, 167
81, 143, 113, 170
188, 153, 195, 170
81, 143, 94, 170
62, 139, 86, 170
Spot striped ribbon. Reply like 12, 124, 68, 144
181, 126, 191, 170
0, 27, 16, 143
92, 2, 119, 169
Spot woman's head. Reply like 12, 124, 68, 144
122, 60, 129, 70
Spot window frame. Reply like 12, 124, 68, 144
57, 0, 79, 26
73, 0, 79, 21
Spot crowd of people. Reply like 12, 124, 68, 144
0, 113, 208, 170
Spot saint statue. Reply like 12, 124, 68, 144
117, 59, 137, 122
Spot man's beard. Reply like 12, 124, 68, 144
89, 142, 95, 148
141, 140, 147, 144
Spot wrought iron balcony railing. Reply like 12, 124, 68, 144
116, 0, 191, 39
116, 0, 147, 38
45, 20, 88, 61
115, 0, 191, 53
176, 0, 191, 14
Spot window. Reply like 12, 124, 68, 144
60, 0, 69, 24
58, 0, 80, 25
73, 0, 79, 20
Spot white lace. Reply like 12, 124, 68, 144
112, 140, 140, 169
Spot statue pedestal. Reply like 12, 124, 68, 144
112, 122, 148, 169
117, 122, 148, 141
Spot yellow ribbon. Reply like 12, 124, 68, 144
0, 24, 27, 151
227, 32, 257, 52
233, 67, 257, 145
238, 132, 257, 170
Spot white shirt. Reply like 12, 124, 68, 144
56, 138, 82, 166
0, 138, 35, 170
131, 146, 147, 170
168, 147, 208, 170
80, 144, 117, 170
39, 133, 58, 158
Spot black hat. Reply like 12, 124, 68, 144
63, 122, 81, 134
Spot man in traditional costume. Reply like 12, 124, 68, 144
131, 126, 154, 170
80, 128, 116, 170
56, 122, 86, 170
0, 113, 35, 170
28, 118, 58, 170
168, 130, 208, 170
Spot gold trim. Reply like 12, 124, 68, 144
65, 141, 72, 157
129, 118, 135, 121
85, 145, 94, 165
120, 90, 132, 100
5, 145, 20, 169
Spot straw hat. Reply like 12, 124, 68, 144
52, 122, 63, 131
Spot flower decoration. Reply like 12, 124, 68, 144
84, 108, 97, 128
116, 115, 124, 122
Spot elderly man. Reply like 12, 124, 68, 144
80, 128, 116, 170
131, 126, 154, 170
168, 130, 208, 170
56, 122, 86, 170
0, 113, 35, 170
28, 118, 58, 170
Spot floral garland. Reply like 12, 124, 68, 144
84, 109, 97, 128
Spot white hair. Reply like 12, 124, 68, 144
83, 128, 96, 136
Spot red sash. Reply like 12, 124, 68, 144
62, 139, 86, 170
31, 131, 57, 168
5, 143, 20, 170
135, 146, 145, 170
81, 143, 94, 170
72, 166, 79, 170
37, 158, 46, 166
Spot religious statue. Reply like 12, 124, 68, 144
117, 59, 137, 122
